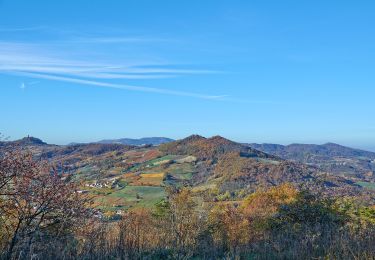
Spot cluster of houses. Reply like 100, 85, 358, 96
77, 177, 122, 194
84, 177, 120, 189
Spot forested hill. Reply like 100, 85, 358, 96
249, 142, 375, 181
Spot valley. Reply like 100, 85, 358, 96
2, 135, 374, 219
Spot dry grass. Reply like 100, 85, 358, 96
131, 172, 165, 186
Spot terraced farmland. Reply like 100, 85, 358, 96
74, 152, 200, 216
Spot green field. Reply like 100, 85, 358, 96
356, 181, 375, 190
165, 163, 194, 180
127, 155, 177, 172
108, 185, 166, 208
80, 155, 200, 213
146, 155, 176, 164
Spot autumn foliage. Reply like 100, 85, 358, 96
1, 150, 374, 259
0, 151, 90, 259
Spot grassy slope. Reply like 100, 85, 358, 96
356, 181, 375, 190
82, 154, 197, 213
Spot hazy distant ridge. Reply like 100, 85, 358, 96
248, 142, 375, 159
98, 137, 174, 146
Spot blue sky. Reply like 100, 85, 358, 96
1, 0, 374, 151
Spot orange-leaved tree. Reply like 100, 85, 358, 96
0, 150, 91, 259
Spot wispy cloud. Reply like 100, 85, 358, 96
0, 38, 226, 100
15, 72, 225, 100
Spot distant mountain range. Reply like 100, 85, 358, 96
97, 137, 174, 146
2, 136, 374, 183
1, 135, 373, 199
248, 143, 375, 159
248, 142, 375, 180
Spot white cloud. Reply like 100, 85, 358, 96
0, 41, 217, 78
0, 39, 224, 100
15, 72, 225, 100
